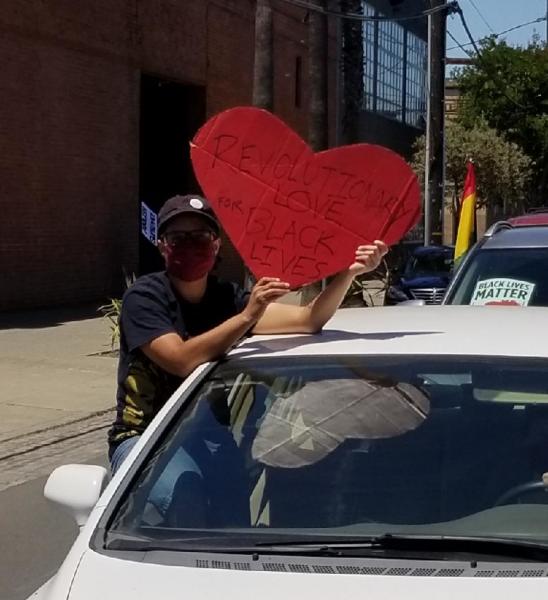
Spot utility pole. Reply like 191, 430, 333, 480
340, 0, 363, 144
299, 0, 329, 302
424, 12, 432, 247
246, 0, 274, 292
252, 0, 274, 111
308, 0, 329, 151
424, 0, 448, 245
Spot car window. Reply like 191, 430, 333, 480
448, 248, 548, 306
105, 355, 548, 549
405, 254, 453, 278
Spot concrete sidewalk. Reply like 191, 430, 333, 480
0, 305, 117, 448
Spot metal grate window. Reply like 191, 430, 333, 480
362, 2, 426, 128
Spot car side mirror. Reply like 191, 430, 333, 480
44, 464, 109, 527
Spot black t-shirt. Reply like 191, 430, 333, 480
108, 272, 249, 449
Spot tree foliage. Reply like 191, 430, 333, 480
411, 120, 533, 215
456, 38, 548, 204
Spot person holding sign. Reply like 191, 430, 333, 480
107, 194, 387, 505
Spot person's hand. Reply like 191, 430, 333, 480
348, 240, 388, 276
242, 277, 291, 323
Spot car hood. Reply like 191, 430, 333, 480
56, 548, 548, 600
401, 276, 449, 288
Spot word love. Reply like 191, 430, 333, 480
191, 107, 420, 287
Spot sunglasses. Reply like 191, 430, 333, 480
162, 229, 217, 246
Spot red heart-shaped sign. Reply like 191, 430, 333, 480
191, 107, 420, 288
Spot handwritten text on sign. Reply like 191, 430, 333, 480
191, 107, 420, 287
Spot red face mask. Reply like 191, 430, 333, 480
164, 239, 216, 282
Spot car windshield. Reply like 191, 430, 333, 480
105, 354, 548, 550
449, 248, 548, 306
404, 253, 453, 278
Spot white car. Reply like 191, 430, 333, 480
30, 306, 548, 600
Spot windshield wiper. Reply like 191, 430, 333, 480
105, 531, 548, 560
104, 531, 258, 553
253, 534, 548, 561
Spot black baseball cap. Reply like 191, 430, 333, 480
157, 194, 220, 236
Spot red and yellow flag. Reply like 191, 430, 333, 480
454, 161, 476, 260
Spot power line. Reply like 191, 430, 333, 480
447, 29, 466, 51
447, 16, 547, 51
276, 0, 459, 22
466, 0, 494, 33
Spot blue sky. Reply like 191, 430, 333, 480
446, 0, 547, 57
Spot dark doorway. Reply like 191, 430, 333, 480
139, 75, 206, 274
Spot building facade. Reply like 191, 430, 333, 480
1, 0, 339, 310
1, 0, 427, 311
444, 77, 462, 121
353, 0, 428, 158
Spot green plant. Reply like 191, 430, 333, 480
98, 270, 136, 349
98, 298, 122, 349
411, 120, 533, 218
455, 38, 548, 205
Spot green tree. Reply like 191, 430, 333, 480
456, 38, 548, 204
412, 121, 533, 232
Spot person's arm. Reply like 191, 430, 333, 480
252, 241, 388, 335
140, 277, 290, 377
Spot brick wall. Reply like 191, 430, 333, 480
0, 17, 139, 309
0, 0, 335, 310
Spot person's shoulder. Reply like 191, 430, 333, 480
122, 272, 170, 303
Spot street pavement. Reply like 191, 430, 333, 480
0, 448, 107, 600
0, 304, 117, 491
0, 304, 119, 598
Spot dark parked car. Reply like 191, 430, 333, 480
443, 221, 548, 306
386, 245, 454, 305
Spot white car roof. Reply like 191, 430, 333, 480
232, 306, 548, 359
